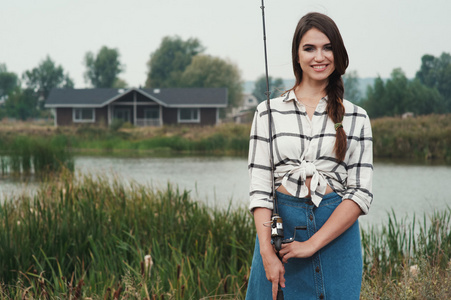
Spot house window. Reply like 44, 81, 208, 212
178, 108, 200, 123
73, 108, 95, 122
145, 107, 159, 119
114, 109, 131, 123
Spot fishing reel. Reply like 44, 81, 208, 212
270, 214, 307, 252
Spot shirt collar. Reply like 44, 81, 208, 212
282, 90, 329, 105
282, 90, 296, 102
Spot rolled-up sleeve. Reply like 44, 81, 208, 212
342, 113, 373, 214
248, 103, 274, 212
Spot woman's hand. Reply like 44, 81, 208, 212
279, 240, 317, 263
279, 199, 362, 264
261, 249, 285, 300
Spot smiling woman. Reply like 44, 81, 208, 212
246, 12, 371, 300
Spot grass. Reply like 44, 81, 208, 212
361, 209, 451, 299
0, 171, 450, 299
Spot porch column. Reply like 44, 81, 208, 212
108, 104, 111, 126
133, 91, 137, 126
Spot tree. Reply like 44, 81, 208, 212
3, 88, 39, 120
362, 68, 444, 118
84, 46, 124, 88
415, 52, 451, 112
361, 76, 386, 118
112, 78, 128, 89
384, 68, 410, 116
180, 55, 243, 110
145, 36, 205, 88
252, 75, 285, 103
343, 70, 361, 102
407, 79, 444, 115
22, 56, 74, 106
0, 64, 19, 100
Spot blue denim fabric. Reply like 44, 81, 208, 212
246, 192, 362, 300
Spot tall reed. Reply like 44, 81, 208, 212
0, 171, 254, 299
361, 208, 451, 299
361, 209, 451, 279
0, 135, 73, 176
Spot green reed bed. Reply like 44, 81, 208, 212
128, 133, 249, 155
372, 114, 451, 161
70, 124, 250, 156
0, 135, 74, 176
0, 171, 255, 299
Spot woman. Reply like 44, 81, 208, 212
246, 12, 373, 300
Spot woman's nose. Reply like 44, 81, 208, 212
314, 50, 325, 61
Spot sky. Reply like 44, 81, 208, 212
1, 0, 451, 89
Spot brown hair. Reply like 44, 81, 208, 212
291, 12, 349, 162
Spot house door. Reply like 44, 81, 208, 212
114, 108, 131, 123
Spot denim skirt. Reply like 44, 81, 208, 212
246, 192, 362, 300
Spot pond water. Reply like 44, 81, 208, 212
1, 156, 450, 228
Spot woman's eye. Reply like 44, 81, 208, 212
303, 47, 314, 52
324, 46, 333, 51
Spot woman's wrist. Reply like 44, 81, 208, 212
259, 240, 275, 255
305, 238, 321, 256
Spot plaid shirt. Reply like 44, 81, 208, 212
248, 91, 373, 214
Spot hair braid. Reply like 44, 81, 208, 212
326, 73, 346, 162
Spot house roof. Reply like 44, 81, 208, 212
45, 87, 228, 108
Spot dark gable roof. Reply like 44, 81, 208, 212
45, 87, 228, 108
46, 88, 123, 107
140, 88, 227, 107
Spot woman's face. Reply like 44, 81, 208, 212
297, 27, 335, 84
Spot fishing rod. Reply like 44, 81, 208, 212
259, 1, 284, 299
259, 2, 306, 299
260, 0, 304, 253
259, 0, 282, 249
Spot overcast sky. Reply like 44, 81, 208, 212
2, 0, 451, 88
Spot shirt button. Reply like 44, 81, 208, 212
319, 294, 324, 299
309, 215, 313, 221
316, 266, 320, 273
307, 200, 313, 205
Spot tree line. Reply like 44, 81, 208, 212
1, 35, 450, 121
348, 52, 451, 118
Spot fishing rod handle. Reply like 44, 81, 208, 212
277, 286, 284, 300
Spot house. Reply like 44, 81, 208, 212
45, 87, 228, 127
229, 93, 259, 123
